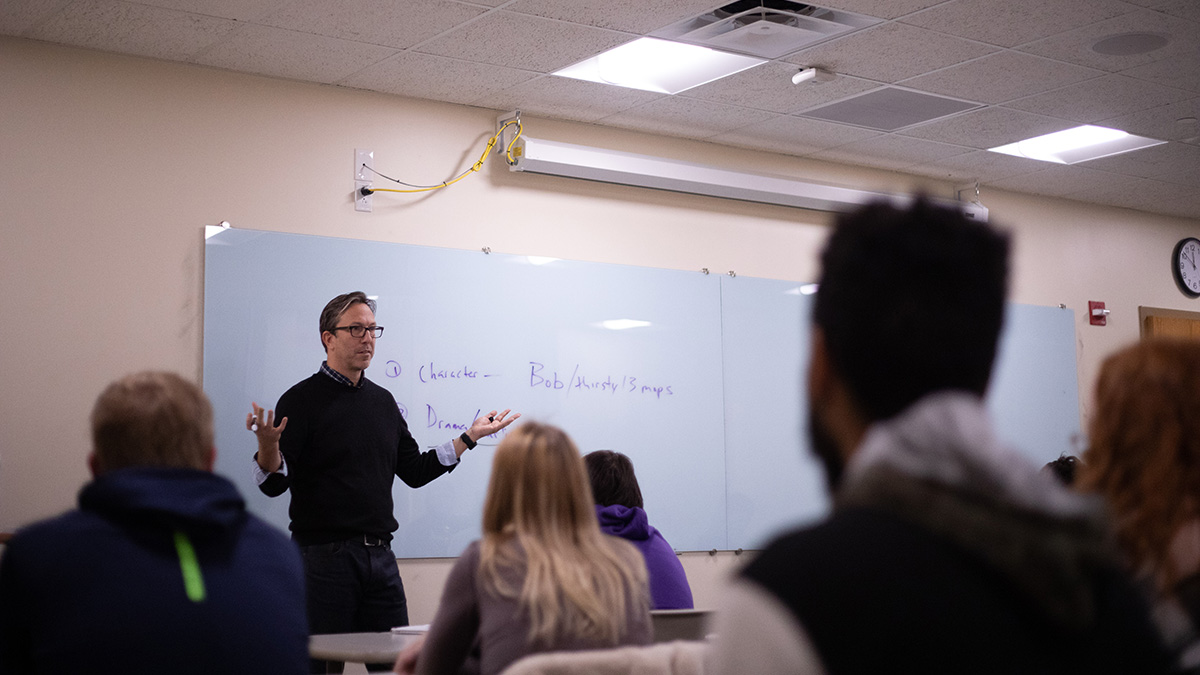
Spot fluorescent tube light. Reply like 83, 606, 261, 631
509, 136, 991, 219
988, 125, 1165, 164
525, 256, 560, 266
553, 37, 765, 94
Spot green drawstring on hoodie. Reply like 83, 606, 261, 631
173, 530, 207, 603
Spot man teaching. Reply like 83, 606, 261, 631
247, 291, 519, 641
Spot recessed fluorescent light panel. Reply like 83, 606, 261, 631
988, 125, 1166, 164
553, 37, 765, 94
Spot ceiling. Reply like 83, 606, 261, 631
5, 0, 1200, 219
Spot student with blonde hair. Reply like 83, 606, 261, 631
1080, 338, 1200, 670
396, 422, 652, 675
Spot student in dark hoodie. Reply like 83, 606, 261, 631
584, 450, 693, 610
0, 371, 308, 674
709, 199, 1171, 674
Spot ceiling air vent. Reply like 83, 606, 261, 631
798, 87, 982, 131
652, 1, 881, 60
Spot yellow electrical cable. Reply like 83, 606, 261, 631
505, 120, 523, 164
368, 120, 523, 195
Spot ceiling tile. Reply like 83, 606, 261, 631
1017, 8, 1197, 73
986, 164, 1132, 198
899, 0, 1133, 48
1081, 141, 1200, 178
1120, 53, 1200, 94
1154, 164, 1200, 189
899, 106, 1070, 148
710, 115, 882, 155
1157, 0, 1200, 23
599, 97, 779, 140
1101, 97, 1200, 141
905, 149, 1044, 183
27, 0, 239, 61
339, 51, 537, 105
254, 0, 487, 50
1112, 177, 1200, 218
781, 76, 885, 115
808, 134, 971, 171
1003, 74, 1193, 123
471, 75, 663, 123
816, 0, 951, 20
680, 64, 879, 115
1158, 196, 1200, 220
0, 0, 72, 35
126, 0, 288, 22
783, 22, 998, 83
193, 24, 397, 84
1132, 143, 1200, 183
1064, 175, 1156, 209
900, 51, 1103, 104
7, 0, 1199, 220
415, 10, 629, 73
503, 0, 718, 34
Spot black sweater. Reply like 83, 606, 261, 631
259, 373, 453, 545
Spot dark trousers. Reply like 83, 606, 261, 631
301, 540, 408, 673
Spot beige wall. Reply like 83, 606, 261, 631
3, 36, 1199, 623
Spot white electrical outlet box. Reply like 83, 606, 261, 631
354, 181, 373, 213
355, 149, 374, 182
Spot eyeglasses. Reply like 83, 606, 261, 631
329, 325, 384, 339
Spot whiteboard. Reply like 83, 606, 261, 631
203, 228, 725, 557
718, 277, 1082, 550
204, 228, 1080, 556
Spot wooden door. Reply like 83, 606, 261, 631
1140, 309, 1200, 339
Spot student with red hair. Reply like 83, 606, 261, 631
1080, 338, 1200, 671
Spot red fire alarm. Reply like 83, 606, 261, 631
1088, 301, 1109, 326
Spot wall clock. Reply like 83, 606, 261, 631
1173, 238, 1200, 298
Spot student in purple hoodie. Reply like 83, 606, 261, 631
584, 450, 694, 610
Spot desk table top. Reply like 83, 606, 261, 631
309, 631, 424, 664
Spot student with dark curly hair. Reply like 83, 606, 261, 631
709, 198, 1171, 674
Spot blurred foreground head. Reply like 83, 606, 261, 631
813, 197, 1011, 422
1081, 338, 1200, 592
90, 371, 214, 475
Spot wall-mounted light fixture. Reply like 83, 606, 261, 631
505, 134, 986, 220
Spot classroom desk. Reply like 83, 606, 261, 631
309, 631, 423, 667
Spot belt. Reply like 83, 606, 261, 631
297, 535, 389, 548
